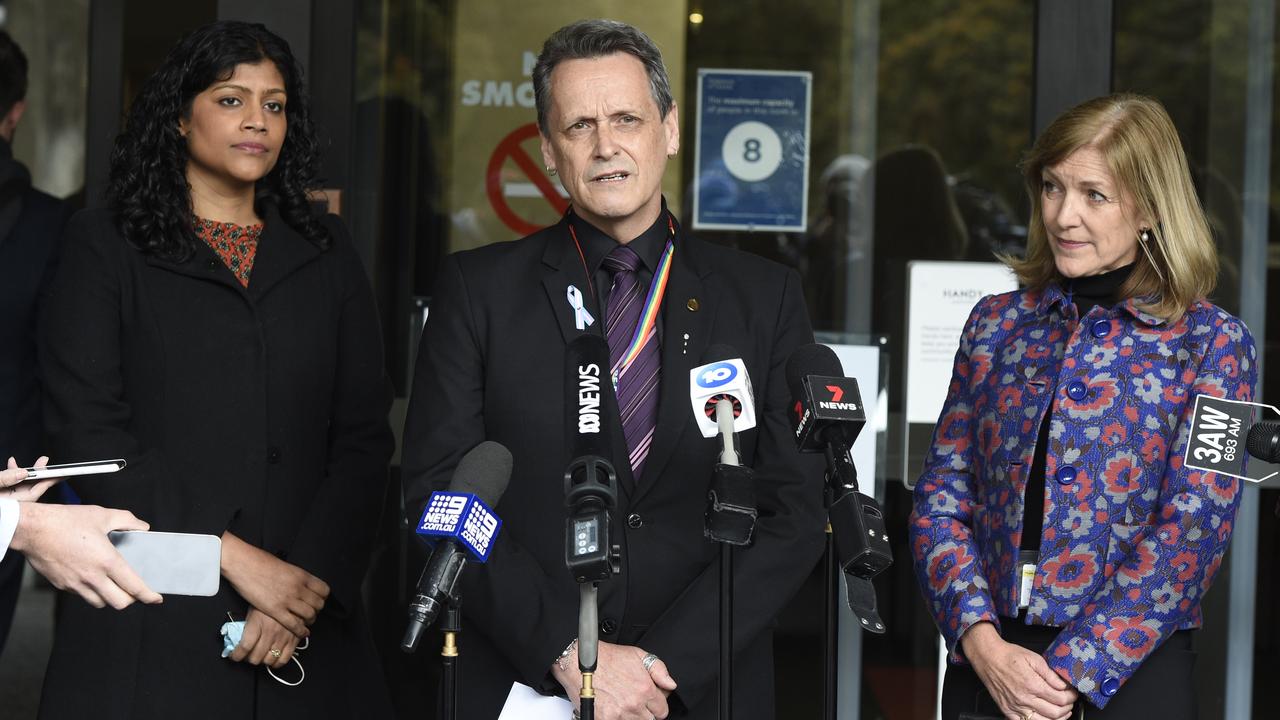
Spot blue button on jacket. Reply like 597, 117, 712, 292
909, 284, 1257, 708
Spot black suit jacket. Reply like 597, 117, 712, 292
402, 212, 826, 719
0, 159, 70, 463
38, 207, 395, 719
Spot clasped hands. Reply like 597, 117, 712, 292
220, 532, 329, 671
551, 639, 678, 720
961, 622, 1078, 720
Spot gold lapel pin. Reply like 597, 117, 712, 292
686, 298, 700, 312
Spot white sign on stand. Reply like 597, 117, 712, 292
905, 261, 1017, 424
825, 343, 882, 501
903, 262, 1018, 488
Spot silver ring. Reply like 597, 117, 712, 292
641, 652, 659, 672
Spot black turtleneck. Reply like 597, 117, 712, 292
1021, 263, 1135, 552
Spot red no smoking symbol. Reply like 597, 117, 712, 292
486, 122, 569, 235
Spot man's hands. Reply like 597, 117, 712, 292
551, 640, 678, 720
10, 502, 163, 609
3, 456, 59, 502
961, 622, 1077, 720
220, 531, 328, 637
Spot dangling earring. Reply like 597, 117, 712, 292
1137, 228, 1166, 283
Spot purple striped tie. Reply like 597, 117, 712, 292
603, 245, 660, 480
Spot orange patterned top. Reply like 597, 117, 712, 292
195, 217, 262, 287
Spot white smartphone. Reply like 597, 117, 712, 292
108, 530, 222, 597
22, 459, 127, 480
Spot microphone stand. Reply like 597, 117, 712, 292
822, 440, 857, 720
440, 604, 461, 720
714, 399, 736, 720
578, 583, 600, 720
823, 516, 838, 720
564, 454, 620, 720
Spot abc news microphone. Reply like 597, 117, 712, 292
689, 345, 759, 545
564, 334, 622, 584
786, 343, 891, 634
401, 441, 512, 653
563, 334, 622, 719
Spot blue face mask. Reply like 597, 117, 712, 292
220, 618, 309, 686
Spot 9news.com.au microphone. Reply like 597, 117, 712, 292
401, 441, 512, 653
689, 345, 758, 545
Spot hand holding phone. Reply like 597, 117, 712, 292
11, 503, 163, 609
110, 530, 221, 596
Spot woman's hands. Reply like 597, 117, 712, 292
961, 622, 1078, 720
226, 607, 302, 669
220, 531, 328, 637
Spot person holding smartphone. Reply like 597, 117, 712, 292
1, 456, 161, 609
38, 21, 394, 719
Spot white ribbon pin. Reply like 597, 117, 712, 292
566, 285, 595, 330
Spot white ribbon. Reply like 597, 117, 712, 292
566, 285, 594, 330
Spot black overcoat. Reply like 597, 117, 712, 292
37, 206, 395, 719
401, 212, 827, 719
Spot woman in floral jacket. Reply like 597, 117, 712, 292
911, 94, 1257, 720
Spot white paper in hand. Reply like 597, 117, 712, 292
498, 682, 574, 720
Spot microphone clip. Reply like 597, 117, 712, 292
565, 455, 622, 582
704, 463, 757, 546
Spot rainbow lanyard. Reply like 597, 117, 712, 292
568, 214, 676, 378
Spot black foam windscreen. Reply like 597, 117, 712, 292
785, 343, 843, 403
448, 440, 513, 507
1247, 420, 1280, 464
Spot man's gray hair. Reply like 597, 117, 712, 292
532, 19, 674, 135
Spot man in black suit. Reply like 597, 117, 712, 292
0, 28, 72, 654
402, 19, 824, 719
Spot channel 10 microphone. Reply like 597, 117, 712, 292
786, 343, 892, 581
1185, 395, 1280, 485
402, 441, 512, 653
564, 334, 622, 583
689, 345, 758, 545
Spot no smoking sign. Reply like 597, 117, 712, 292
485, 122, 569, 236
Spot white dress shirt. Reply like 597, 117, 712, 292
0, 497, 19, 561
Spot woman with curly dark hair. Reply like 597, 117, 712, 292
38, 21, 394, 719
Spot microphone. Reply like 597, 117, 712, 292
564, 334, 621, 583
401, 441, 512, 653
1247, 420, 1280, 464
787, 343, 890, 633
1187, 395, 1280, 484
689, 345, 758, 545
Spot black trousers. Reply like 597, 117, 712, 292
941, 617, 1197, 720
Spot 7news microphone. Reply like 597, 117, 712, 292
401, 440, 512, 653
688, 345, 758, 545
786, 343, 891, 632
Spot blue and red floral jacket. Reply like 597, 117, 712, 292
909, 283, 1257, 708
